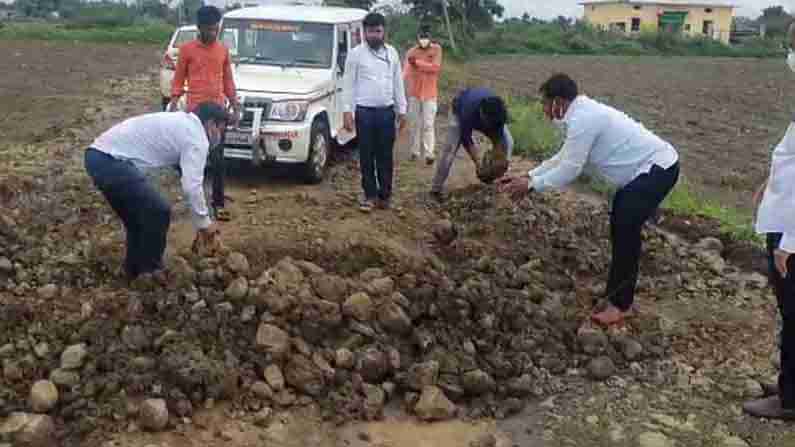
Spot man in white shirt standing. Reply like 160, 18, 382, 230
498, 74, 679, 326
342, 12, 407, 212
84, 102, 226, 280
742, 87, 795, 418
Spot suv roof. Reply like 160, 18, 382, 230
224, 5, 368, 24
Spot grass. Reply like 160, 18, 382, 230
0, 21, 173, 44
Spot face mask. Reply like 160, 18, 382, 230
419, 38, 430, 48
788, 50, 795, 74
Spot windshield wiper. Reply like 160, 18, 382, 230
292, 58, 323, 65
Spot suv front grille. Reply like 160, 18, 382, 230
238, 98, 271, 129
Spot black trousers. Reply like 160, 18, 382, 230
767, 233, 795, 409
210, 127, 227, 209
356, 106, 397, 201
606, 162, 679, 310
84, 148, 170, 278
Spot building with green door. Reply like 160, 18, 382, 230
581, 0, 736, 44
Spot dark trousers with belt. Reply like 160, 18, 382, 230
356, 106, 397, 201
606, 162, 680, 311
84, 148, 171, 278
767, 232, 795, 409
210, 127, 227, 210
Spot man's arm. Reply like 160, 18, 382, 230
179, 143, 212, 230
392, 47, 408, 116
171, 45, 190, 100
342, 47, 359, 114
414, 46, 442, 74
530, 115, 602, 192
223, 49, 238, 106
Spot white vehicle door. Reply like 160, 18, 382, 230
332, 24, 349, 136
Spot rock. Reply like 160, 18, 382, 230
0, 257, 12, 273
168, 256, 196, 285
362, 383, 386, 420
461, 369, 496, 396
470, 433, 498, 447
49, 369, 80, 388
367, 277, 395, 297
37, 284, 58, 299
695, 237, 723, 253
507, 374, 533, 397
721, 436, 749, 447
578, 327, 608, 355
3, 361, 22, 381
29, 381, 58, 413
251, 381, 273, 400
588, 356, 615, 380
295, 260, 324, 276
357, 348, 388, 383
382, 381, 396, 399
432, 219, 457, 245
273, 389, 296, 407
312, 352, 336, 381
264, 365, 285, 392
259, 291, 296, 314
0, 344, 14, 358
256, 324, 290, 359
637, 432, 673, 447
359, 268, 384, 282
259, 258, 304, 294
285, 355, 325, 396
60, 344, 88, 370
32, 343, 49, 359
253, 407, 273, 427
0, 413, 55, 447
225, 277, 249, 300
139, 399, 169, 432
378, 302, 412, 335
621, 338, 644, 361
343, 293, 374, 321
226, 252, 250, 275
743, 379, 763, 398
121, 325, 150, 351
414, 386, 456, 421
312, 274, 348, 302
407, 361, 440, 391
335, 349, 354, 369
386, 347, 401, 371
307, 300, 342, 328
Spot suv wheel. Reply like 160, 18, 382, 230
303, 118, 329, 184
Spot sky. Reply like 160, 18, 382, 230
501, 0, 791, 19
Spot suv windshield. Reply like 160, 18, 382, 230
174, 29, 198, 47
222, 19, 333, 68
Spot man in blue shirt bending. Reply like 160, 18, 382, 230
429, 87, 514, 201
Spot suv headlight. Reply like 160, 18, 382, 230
269, 101, 309, 122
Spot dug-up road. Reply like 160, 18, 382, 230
0, 41, 792, 447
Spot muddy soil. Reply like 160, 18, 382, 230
0, 44, 791, 447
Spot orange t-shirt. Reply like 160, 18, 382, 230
403, 44, 442, 101
171, 40, 237, 112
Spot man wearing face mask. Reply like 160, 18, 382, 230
742, 55, 795, 420
404, 25, 443, 165
498, 74, 679, 326
169, 5, 240, 222
342, 12, 407, 212
84, 103, 227, 281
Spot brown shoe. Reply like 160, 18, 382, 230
376, 198, 391, 210
762, 382, 780, 397
743, 396, 795, 420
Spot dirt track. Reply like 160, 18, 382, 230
1, 42, 794, 447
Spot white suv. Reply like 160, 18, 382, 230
159, 25, 198, 110
220, 5, 368, 183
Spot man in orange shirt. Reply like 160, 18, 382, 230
403, 26, 442, 166
169, 6, 239, 221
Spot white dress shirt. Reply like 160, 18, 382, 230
529, 95, 678, 192
342, 43, 407, 115
756, 122, 795, 252
91, 111, 212, 230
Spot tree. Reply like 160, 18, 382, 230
403, 0, 503, 33
521, 12, 530, 23
757, 5, 792, 36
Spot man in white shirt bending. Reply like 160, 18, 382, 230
342, 12, 407, 212
498, 74, 679, 326
84, 102, 227, 280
